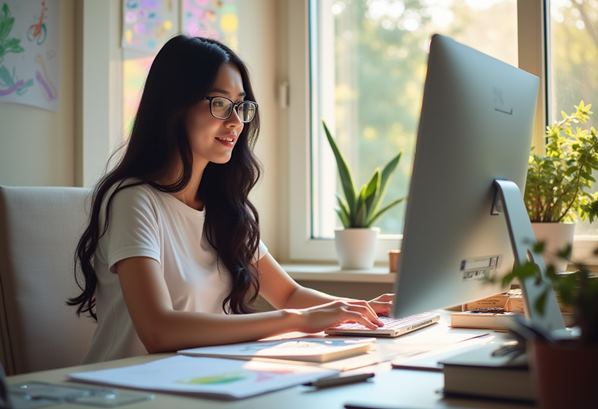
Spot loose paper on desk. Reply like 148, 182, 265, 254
68, 355, 337, 400
178, 337, 376, 363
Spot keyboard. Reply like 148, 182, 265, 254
325, 312, 440, 338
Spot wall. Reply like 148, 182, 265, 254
274, 0, 291, 261
0, 0, 76, 186
77, 0, 123, 187
237, 0, 281, 257
0, 0, 285, 257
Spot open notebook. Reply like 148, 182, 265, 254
178, 337, 375, 363
325, 312, 440, 338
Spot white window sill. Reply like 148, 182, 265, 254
284, 237, 598, 274
282, 237, 598, 285
282, 263, 396, 283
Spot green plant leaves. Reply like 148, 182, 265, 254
500, 241, 598, 344
532, 240, 545, 254
367, 197, 404, 227
525, 101, 598, 222
322, 120, 404, 228
335, 195, 351, 228
362, 170, 380, 215
323, 121, 357, 215
534, 288, 548, 316
370, 152, 401, 221
500, 261, 538, 288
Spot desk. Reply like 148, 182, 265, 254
7, 322, 533, 409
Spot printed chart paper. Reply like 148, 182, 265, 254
69, 355, 337, 400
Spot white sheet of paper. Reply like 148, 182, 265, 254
374, 325, 491, 362
68, 356, 337, 400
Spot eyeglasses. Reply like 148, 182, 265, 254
203, 96, 258, 123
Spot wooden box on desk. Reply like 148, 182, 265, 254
451, 289, 574, 330
451, 290, 520, 330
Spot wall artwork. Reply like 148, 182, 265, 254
121, 0, 239, 138
122, 0, 178, 53
182, 0, 238, 50
0, 0, 59, 111
123, 56, 154, 137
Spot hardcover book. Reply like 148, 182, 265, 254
441, 342, 534, 402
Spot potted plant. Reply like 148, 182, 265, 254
500, 248, 598, 408
322, 121, 404, 269
524, 101, 598, 271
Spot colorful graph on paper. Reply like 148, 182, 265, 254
68, 356, 337, 399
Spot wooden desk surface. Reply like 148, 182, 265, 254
7, 323, 534, 409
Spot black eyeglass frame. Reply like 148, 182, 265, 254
202, 96, 258, 123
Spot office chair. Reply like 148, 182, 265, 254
0, 186, 96, 375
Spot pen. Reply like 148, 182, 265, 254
303, 372, 375, 389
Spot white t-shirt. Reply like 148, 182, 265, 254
84, 182, 268, 363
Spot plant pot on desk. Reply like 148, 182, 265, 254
334, 228, 379, 270
531, 222, 575, 272
531, 340, 598, 409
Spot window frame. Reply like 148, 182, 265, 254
286, 0, 598, 263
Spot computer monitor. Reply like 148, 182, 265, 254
392, 34, 565, 333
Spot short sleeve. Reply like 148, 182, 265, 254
101, 186, 161, 272
254, 240, 269, 262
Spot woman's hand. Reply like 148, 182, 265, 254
289, 300, 383, 333
368, 293, 394, 316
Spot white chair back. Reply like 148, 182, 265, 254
0, 186, 96, 375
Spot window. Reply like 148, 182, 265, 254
288, 0, 596, 262
310, 0, 518, 239
548, 0, 598, 235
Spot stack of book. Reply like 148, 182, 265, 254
450, 289, 523, 330
441, 342, 535, 402
450, 288, 574, 330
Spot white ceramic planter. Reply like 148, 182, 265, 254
334, 228, 379, 270
531, 222, 575, 273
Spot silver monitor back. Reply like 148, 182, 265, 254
393, 34, 540, 318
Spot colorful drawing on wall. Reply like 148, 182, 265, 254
122, 0, 240, 139
123, 56, 154, 137
122, 0, 178, 53
0, 0, 59, 111
182, 0, 238, 50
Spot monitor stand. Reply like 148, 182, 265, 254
493, 179, 566, 334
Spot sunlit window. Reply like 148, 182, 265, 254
310, 0, 518, 238
549, 0, 598, 234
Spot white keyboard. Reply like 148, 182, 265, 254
325, 312, 440, 338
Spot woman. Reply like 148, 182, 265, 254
69, 35, 392, 363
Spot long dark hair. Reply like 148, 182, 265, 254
68, 36, 262, 320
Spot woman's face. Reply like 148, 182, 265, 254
186, 63, 246, 165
